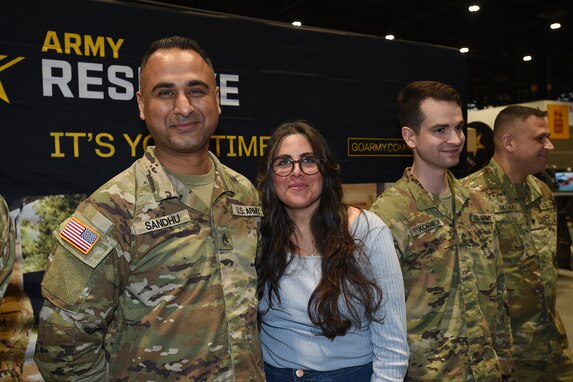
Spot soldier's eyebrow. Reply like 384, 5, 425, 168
151, 81, 174, 90
532, 131, 550, 140
185, 79, 210, 88
150, 79, 210, 92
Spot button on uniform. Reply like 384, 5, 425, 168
296, 369, 304, 377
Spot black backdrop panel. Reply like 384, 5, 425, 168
1, 0, 468, 205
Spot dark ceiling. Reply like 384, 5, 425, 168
135, 0, 573, 108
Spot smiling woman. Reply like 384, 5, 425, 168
255, 120, 409, 381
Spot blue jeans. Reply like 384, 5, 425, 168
264, 362, 373, 382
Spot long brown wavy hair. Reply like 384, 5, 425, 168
256, 120, 383, 339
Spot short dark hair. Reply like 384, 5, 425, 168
398, 80, 462, 133
493, 105, 547, 139
140, 36, 213, 72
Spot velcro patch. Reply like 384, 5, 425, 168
59, 217, 101, 254
409, 219, 443, 236
134, 210, 191, 234
216, 227, 233, 250
471, 213, 493, 223
496, 203, 519, 213
540, 201, 554, 210
231, 204, 263, 217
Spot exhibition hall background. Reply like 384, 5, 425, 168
1, 0, 572, 379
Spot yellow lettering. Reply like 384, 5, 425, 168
227, 135, 237, 157
106, 37, 125, 59
42, 31, 63, 53
84, 35, 106, 57
238, 135, 257, 156
142, 134, 153, 151
260, 136, 270, 156
50, 132, 65, 157
211, 135, 225, 156
64, 33, 82, 55
123, 133, 142, 157
210, 135, 271, 157
95, 133, 115, 157
42, 31, 124, 58
65, 132, 86, 157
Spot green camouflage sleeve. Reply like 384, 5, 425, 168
0, 196, 14, 299
34, 202, 122, 381
0, 285, 35, 381
492, 224, 514, 375
35, 299, 109, 381
462, 169, 514, 373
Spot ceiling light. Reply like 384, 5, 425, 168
550, 23, 561, 30
468, 5, 480, 12
523, 55, 532, 62
385, 34, 395, 40
292, 21, 302, 27
460, 47, 469, 53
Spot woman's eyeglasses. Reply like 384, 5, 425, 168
271, 157, 320, 177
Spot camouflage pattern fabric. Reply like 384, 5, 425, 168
34, 146, 265, 381
510, 350, 573, 381
463, 158, 569, 364
0, 196, 14, 299
370, 168, 512, 381
0, 285, 34, 381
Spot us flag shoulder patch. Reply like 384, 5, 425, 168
59, 217, 101, 254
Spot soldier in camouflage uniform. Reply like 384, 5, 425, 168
0, 196, 14, 300
462, 105, 573, 381
0, 195, 17, 379
370, 81, 512, 381
34, 36, 265, 381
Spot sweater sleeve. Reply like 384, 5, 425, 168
362, 212, 409, 381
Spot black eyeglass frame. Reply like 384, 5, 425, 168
271, 157, 321, 177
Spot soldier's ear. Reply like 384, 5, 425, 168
501, 133, 514, 153
402, 126, 416, 149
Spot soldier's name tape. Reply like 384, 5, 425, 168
409, 213, 493, 236
134, 210, 192, 234
496, 201, 553, 213
231, 204, 263, 217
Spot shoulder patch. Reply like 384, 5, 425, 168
409, 219, 443, 236
471, 213, 493, 223
231, 204, 263, 217
540, 200, 554, 210
59, 217, 100, 254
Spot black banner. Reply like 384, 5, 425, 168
1, 0, 468, 205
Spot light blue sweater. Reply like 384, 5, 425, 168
259, 210, 409, 381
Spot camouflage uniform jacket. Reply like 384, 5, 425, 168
0, 195, 14, 299
462, 158, 568, 362
34, 146, 265, 381
370, 168, 512, 381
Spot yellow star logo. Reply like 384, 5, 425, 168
469, 132, 486, 156
0, 55, 26, 104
